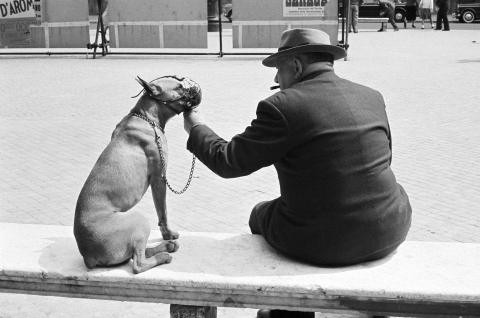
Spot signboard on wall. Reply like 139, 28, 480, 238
0, 0, 35, 18
0, 0, 36, 47
283, 0, 328, 17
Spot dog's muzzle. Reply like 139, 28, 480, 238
134, 75, 202, 114
181, 77, 202, 111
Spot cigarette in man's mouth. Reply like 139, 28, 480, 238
270, 85, 280, 90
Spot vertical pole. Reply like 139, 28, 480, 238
92, 13, 100, 59
98, 0, 108, 56
344, 0, 350, 60
92, 0, 101, 59
340, 0, 345, 45
217, 0, 223, 57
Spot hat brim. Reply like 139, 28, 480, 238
262, 44, 346, 67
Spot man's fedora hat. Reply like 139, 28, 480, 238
262, 28, 346, 67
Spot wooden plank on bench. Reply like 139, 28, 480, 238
1, 222, 480, 317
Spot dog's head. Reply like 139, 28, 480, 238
135, 75, 202, 114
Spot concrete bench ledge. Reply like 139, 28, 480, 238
1, 222, 479, 317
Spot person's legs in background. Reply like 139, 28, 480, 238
442, 11, 450, 30
407, 6, 417, 27
350, 4, 359, 33
435, 10, 442, 29
420, 9, 429, 29
435, 7, 445, 29
378, 21, 385, 31
378, 9, 395, 31
412, 7, 417, 27
389, 10, 399, 31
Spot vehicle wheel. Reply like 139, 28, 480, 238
461, 10, 475, 23
394, 9, 405, 23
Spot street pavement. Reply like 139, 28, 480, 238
1, 27, 480, 317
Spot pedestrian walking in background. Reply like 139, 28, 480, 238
405, 0, 419, 28
419, 0, 434, 28
435, 0, 450, 31
378, 0, 399, 31
349, 0, 363, 33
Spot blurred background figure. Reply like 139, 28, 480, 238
349, 0, 363, 33
378, 0, 400, 31
405, 0, 419, 28
419, 0, 434, 28
435, 0, 450, 30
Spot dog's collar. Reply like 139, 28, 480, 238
130, 112, 164, 134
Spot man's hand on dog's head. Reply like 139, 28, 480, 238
184, 109, 206, 134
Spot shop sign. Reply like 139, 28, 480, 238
0, 0, 35, 18
0, 0, 36, 47
283, 0, 328, 17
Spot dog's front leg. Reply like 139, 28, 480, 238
151, 176, 179, 240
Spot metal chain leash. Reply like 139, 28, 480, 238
131, 112, 196, 194
156, 138, 196, 195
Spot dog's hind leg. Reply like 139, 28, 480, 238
145, 240, 179, 258
132, 248, 172, 274
131, 232, 172, 274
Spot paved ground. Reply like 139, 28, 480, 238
1, 27, 480, 317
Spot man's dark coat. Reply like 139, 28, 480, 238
187, 65, 411, 266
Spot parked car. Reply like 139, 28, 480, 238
453, 0, 480, 23
339, 0, 407, 23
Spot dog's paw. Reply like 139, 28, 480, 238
166, 240, 180, 253
164, 254, 173, 264
154, 252, 172, 265
161, 228, 180, 240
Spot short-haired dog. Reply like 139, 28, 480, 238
74, 75, 201, 273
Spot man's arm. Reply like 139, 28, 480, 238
184, 100, 291, 178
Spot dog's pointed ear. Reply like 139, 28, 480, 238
135, 76, 163, 97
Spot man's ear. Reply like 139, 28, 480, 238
292, 57, 304, 80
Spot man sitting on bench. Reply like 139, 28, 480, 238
183, 28, 412, 318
